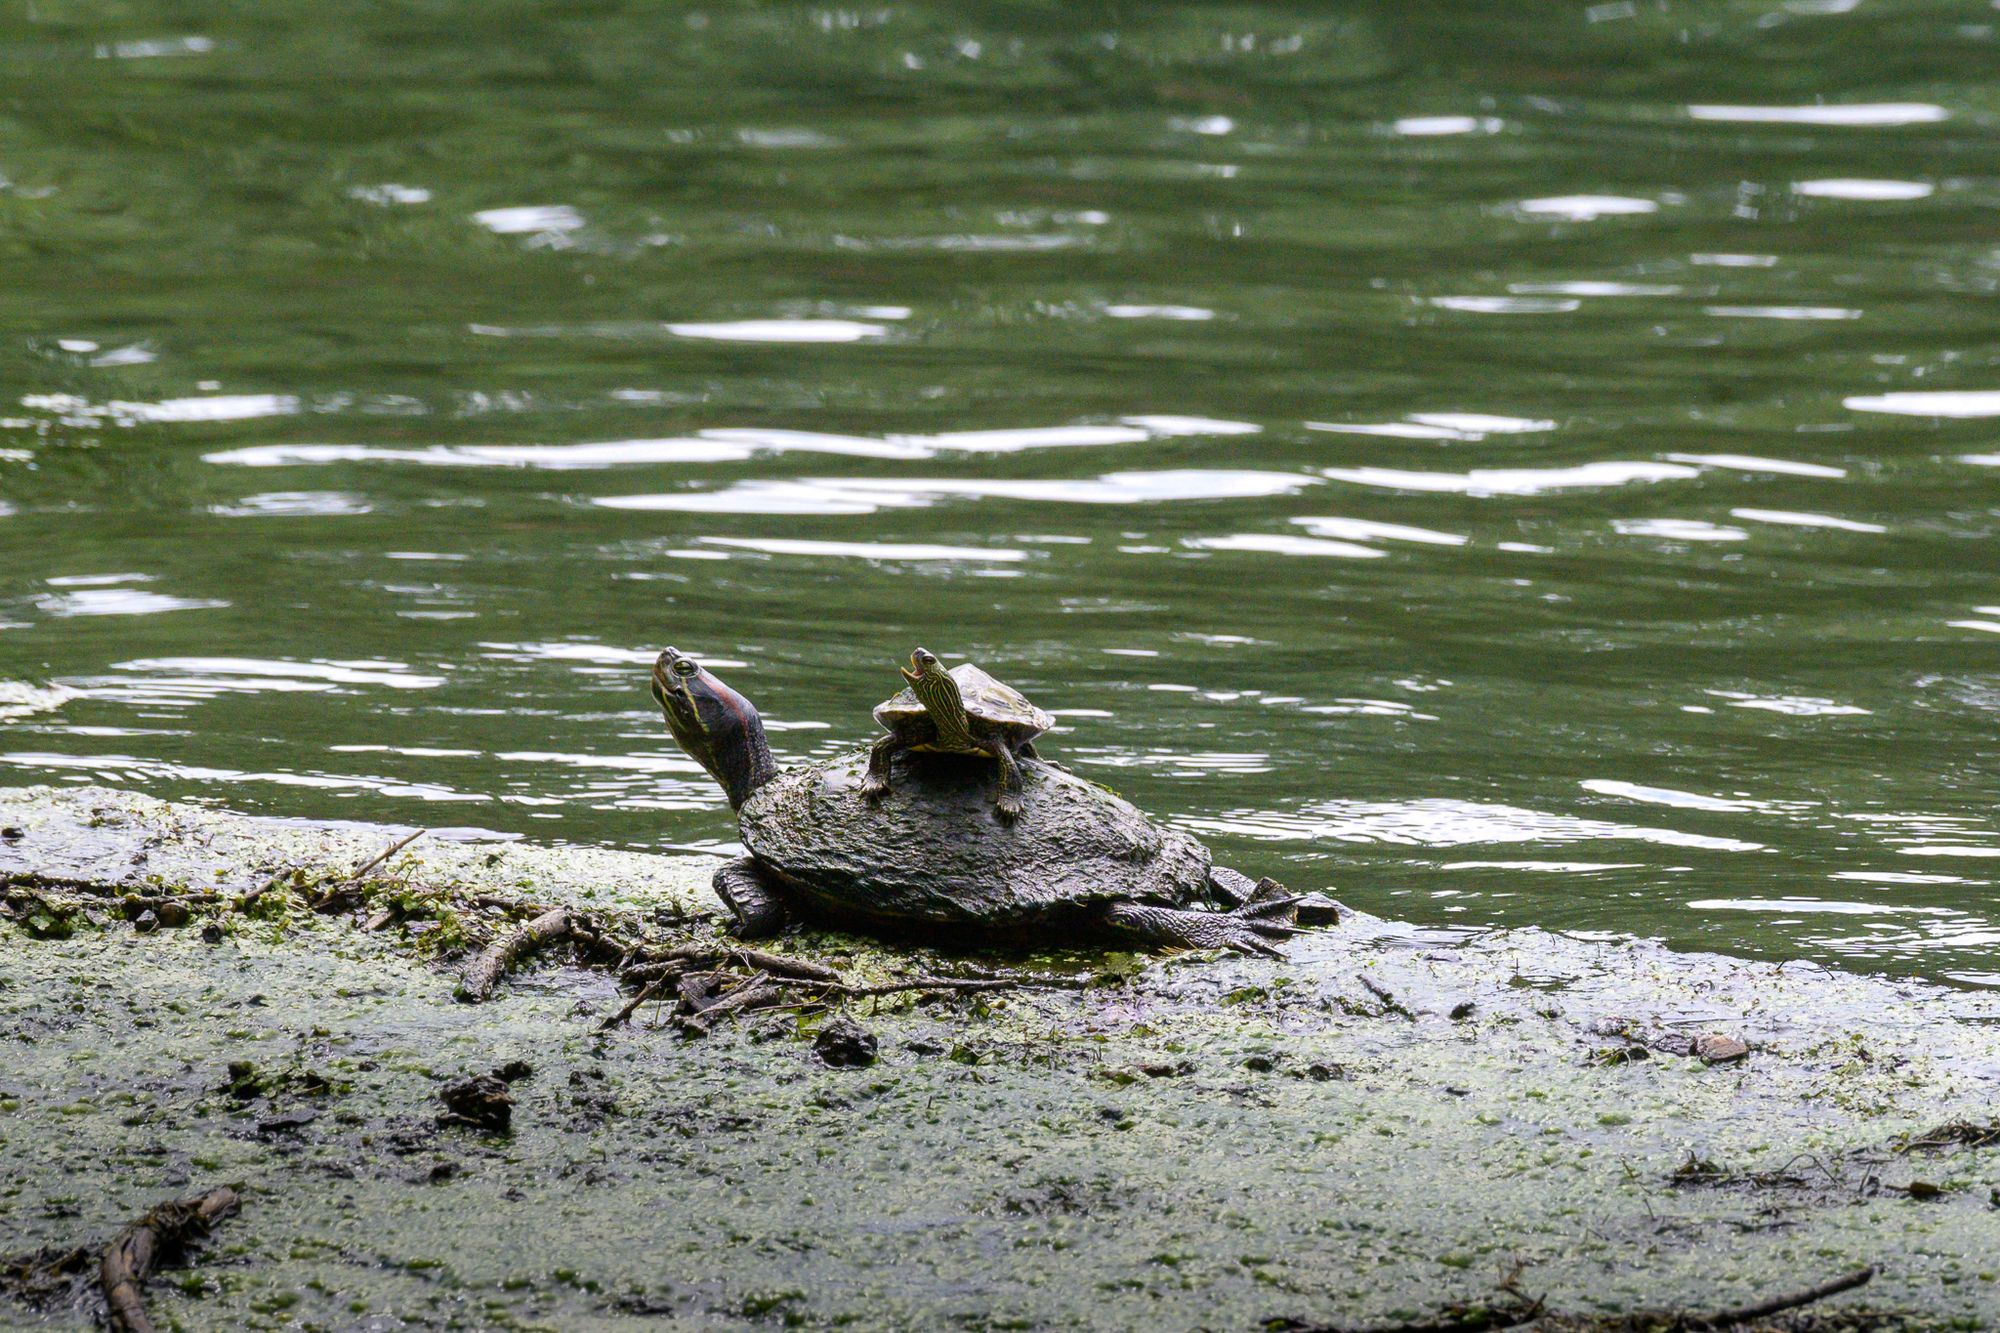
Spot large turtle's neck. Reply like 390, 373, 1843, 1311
714, 699, 779, 810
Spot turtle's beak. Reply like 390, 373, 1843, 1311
900, 667, 920, 687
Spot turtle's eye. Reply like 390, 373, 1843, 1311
674, 658, 699, 677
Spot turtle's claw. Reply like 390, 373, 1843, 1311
858, 776, 888, 803
1203, 916, 1290, 956
1230, 895, 1304, 928
994, 795, 1023, 825
1102, 903, 1291, 956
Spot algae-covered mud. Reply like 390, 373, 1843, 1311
4, 785, 1999, 1330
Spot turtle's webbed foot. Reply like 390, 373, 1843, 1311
1103, 903, 1290, 957
857, 773, 890, 803
993, 792, 1024, 825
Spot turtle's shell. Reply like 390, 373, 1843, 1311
739, 749, 1212, 929
873, 663, 1053, 742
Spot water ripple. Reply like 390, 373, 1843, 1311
1846, 391, 2000, 417
1184, 534, 1383, 559
1793, 179, 1934, 201
37, 589, 229, 618
697, 537, 1028, 563
1189, 797, 1763, 852
1511, 195, 1658, 221
1323, 461, 1697, 496
1688, 103, 1948, 126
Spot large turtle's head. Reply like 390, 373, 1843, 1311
651, 646, 776, 810
901, 646, 939, 687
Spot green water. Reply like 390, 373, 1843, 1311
2, 0, 1997, 982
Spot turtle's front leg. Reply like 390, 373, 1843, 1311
858, 733, 905, 802
713, 856, 789, 938
989, 742, 1025, 824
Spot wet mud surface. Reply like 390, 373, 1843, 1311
3, 786, 1998, 1330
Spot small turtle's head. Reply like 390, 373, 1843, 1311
651, 647, 776, 810
901, 646, 939, 687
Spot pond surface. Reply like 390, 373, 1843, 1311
2, 0, 1997, 983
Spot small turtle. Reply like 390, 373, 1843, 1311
650, 646, 1339, 954
859, 647, 1053, 824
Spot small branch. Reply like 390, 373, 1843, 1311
621, 958, 693, 986
760, 973, 1089, 999
100, 1187, 240, 1333
673, 975, 785, 1037
1300, 1298, 1541, 1333
1358, 976, 1416, 1019
348, 829, 426, 884
599, 977, 666, 1031
456, 908, 571, 1003
234, 873, 287, 913
1680, 1265, 1874, 1330
846, 976, 1027, 997
308, 829, 428, 913
726, 947, 842, 982
471, 893, 554, 917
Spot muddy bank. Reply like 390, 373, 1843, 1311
2, 785, 1997, 1331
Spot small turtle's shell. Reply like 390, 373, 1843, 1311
873, 663, 1053, 742
740, 749, 1212, 930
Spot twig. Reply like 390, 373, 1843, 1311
1359, 976, 1417, 1019
726, 947, 842, 982
1284, 1264, 1872, 1333
621, 958, 693, 986
456, 908, 572, 1003
1295, 1297, 1542, 1333
99, 1187, 240, 1333
1680, 1265, 1874, 1329
472, 893, 553, 917
846, 977, 1029, 997
599, 977, 665, 1031
305, 829, 429, 913
759, 973, 1088, 999
234, 873, 287, 913
954, 966, 1103, 990
672, 975, 785, 1037
348, 829, 425, 884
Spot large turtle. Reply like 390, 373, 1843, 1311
650, 646, 1337, 954
859, 647, 1052, 823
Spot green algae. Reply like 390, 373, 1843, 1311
3, 786, 1999, 1330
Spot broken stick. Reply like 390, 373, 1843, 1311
348, 828, 426, 883
456, 907, 572, 1003
1681, 1265, 1874, 1330
599, 976, 667, 1031
100, 1186, 240, 1333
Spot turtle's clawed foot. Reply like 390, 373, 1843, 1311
858, 774, 889, 803
1206, 918, 1288, 957
1103, 903, 1291, 957
713, 857, 788, 939
993, 793, 1024, 825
